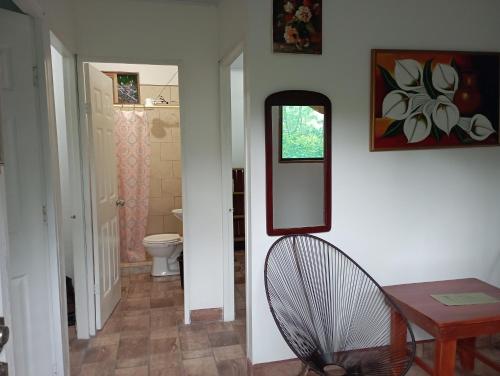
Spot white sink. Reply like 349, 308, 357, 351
172, 208, 183, 222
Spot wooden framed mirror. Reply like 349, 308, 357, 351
265, 90, 332, 236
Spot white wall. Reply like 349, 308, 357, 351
40, 0, 77, 52
245, 0, 500, 364
231, 67, 245, 168
90, 63, 179, 86
75, 0, 223, 313
51, 46, 74, 279
218, 0, 245, 58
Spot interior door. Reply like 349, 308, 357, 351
0, 8, 56, 375
84, 64, 121, 329
0, 168, 12, 375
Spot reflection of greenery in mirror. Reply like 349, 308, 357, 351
281, 105, 325, 161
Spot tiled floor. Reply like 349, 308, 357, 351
250, 340, 500, 376
70, 260, 500, 376
70, 256, 247, 376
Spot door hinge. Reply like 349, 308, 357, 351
42, 205, 48, 223
84, 103, 90, 114
94, 284, 99, 295
32, 65, 39, 87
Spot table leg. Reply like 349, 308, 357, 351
390, 310, 408, 376
434, 339, 457, 376
457, 338, 475, 373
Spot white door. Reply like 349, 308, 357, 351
0, 8, 56, 375
84, 64, 121, 330
0, 167, 13, 375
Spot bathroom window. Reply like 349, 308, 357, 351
279, 105, 325, 162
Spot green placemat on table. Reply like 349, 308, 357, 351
431, 292, 500, 306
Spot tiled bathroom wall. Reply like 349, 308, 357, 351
140, 85, 183, 236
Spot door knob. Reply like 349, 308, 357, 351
0, 317, 9, 353
115, 199, 125, 207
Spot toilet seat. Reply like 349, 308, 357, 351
143, 233, 182, 245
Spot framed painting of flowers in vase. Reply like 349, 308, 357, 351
273, 0, 322, 54
371, 49, 500, 151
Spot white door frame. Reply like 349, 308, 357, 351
33, 18, 70, 376
50, 32, 91, 340
76, 56, 192, 328
0, 100, 15, 376
10, 0, 69, 374
219, 43, 244, 322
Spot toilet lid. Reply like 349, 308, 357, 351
143, 233, 181, 244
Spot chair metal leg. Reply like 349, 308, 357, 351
299, 364, 309, 376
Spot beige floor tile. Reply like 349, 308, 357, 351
150, 366, 183, 376
213, 344, 245, 362
71, 259, 248, 375
150, 337, 180, 354
181, 348, 213, 360
82, 345, 118, 364
79, 361, 115, 376
89, 333, 120, 348
216, 358, 248, 376
150, 326, 179, 339
114, 365, 149, 376
150, 351, 183, 368
116, 336, 149, 368
183, 356, 219, 376
122, 297, 151, 311
180, 333, 211, 352
208, 331, 241, 347
121, 314, 150, 332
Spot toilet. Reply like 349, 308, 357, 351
143, 234, 183, 276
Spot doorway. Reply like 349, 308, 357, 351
67, 61, 186, 373
220, 45, 247, 325
229, 54, 246, 322
50, 34, 90, 348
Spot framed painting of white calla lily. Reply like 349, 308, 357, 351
371, 49, 500, 151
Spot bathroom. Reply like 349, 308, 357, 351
88, 62, 185, 281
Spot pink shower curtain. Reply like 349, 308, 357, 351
114, 110, 151, 262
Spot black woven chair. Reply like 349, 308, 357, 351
264, 234, 416, 376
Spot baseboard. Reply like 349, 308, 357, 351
245, 340, 441, 374
190, 307, 223, 322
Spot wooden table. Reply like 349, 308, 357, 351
384, 278, 500, 376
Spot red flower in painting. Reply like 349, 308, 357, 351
313, 3, 321, 16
